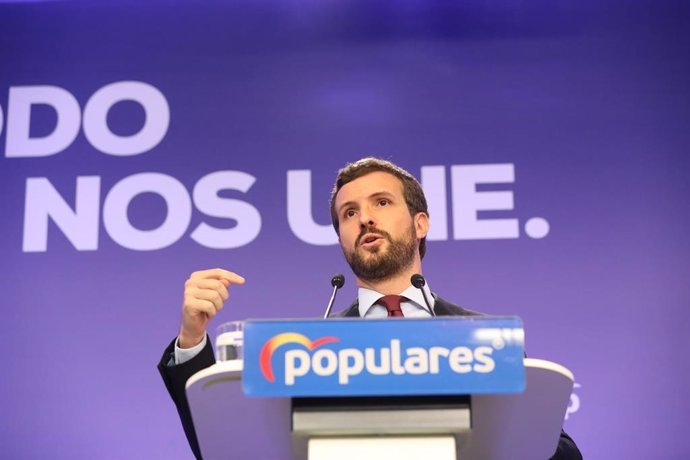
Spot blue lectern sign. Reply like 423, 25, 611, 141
242, 317, 525, 397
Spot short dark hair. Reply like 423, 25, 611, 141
329, 157, 429, 258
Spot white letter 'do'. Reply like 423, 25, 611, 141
83, 81, 169, 156
5, 86, 81, 158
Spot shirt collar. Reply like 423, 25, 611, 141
357, 282, 434, 317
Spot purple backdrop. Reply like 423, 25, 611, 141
1, 1, 689, 458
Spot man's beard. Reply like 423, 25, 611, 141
344, 224, 417, 282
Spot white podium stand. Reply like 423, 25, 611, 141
186, 358, 574, 460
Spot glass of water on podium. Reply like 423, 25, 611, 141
215, 321, 244, 362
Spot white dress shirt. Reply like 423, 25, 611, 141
357, 283, 435, 318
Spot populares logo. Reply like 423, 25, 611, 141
260, 333, 340, 383
259, 332, 496, 386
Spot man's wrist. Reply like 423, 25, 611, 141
178, 331, 205, 349
174, 334, 208, 365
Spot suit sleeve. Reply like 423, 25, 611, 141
158, 336, 215, 460
549, 429, 583, 459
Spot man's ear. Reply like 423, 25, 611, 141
414, 212, 429, 239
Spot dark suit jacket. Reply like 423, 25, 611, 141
158, 293, 581, 459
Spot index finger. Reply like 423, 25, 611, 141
192, 268, 246, 285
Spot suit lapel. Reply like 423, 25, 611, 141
432, 294, 455, 316
342, 300, 361, 317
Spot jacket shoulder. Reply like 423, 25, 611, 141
330, 300, 360, 318
432, 293, 485, 317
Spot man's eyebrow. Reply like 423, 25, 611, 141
338, 200, 356, 214
370, 191, 394, 199
338, 191, 395, 213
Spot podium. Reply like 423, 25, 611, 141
186, 318, 574, 459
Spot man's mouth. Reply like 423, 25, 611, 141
358, 233, 384, 247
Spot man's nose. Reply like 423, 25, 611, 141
359, 208, 376, 228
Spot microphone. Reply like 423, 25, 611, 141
323, 274, 345, 318
411, 274, 436, 317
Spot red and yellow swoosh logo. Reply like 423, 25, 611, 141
259, 332, 339, 383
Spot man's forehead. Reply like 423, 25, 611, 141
335, 171, 404, 205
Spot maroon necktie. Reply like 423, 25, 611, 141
378, 295, 406, 317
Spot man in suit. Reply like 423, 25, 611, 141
159, 157, 581, 459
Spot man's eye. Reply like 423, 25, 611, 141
345, 209, 356, 218
378, 199, 390, 206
